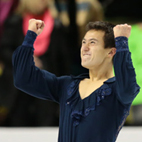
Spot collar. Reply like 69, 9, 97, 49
104, 76, 116, 83
71, 73, 116, 83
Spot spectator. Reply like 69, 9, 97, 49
0, 0, 18, 37
0, 0, 71, 126
52, 0, 104, 75
0, 0, 19, 126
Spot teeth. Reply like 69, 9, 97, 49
83, 54, 90, 56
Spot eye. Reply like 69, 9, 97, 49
90, 41, 95, 44
82, 40, 86, 44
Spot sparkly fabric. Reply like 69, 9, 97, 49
66, 76, 113, 126
12, 31, 140, 142
115, 36, 129, 51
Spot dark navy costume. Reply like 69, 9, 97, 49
12, 31, 140, 142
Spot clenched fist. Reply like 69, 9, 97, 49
28, 19, 45, 35
113, 24, 131, 38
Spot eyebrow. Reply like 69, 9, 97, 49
82, 38, 98, 42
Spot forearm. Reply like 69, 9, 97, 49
12, 30, 36, 86
12, 30, 59, 102
113, 37, 140, 104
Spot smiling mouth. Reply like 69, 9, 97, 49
83, 54, 91, 56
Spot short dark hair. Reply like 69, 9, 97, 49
86, 21, 116, 48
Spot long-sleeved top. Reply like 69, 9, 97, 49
12, 30, 140, 142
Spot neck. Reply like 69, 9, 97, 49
89, 62, 114, 81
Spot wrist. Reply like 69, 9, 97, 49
22, 30, 37, 47
115, 36, 129, 51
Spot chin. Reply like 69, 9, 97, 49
81, 62, 90, 69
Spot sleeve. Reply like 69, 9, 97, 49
113, 36, 140, 104
12, 30, 68, 103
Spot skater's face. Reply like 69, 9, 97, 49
80, 30, 115, 69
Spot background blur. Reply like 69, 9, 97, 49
0, 0, 142, 131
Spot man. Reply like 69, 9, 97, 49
12, 19, 140, 142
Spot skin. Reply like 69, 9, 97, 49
28, 19, 131, 99
79, 25, 131, 99
79, 30, 116, 99
81, 30, 114, 71
28, 19, 45, 35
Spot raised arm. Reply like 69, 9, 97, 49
113, 24, 140, 104
12, 19, 69, 103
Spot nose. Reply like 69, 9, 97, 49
81, 43, 89, 51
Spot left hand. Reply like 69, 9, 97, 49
113, 24, 131, 38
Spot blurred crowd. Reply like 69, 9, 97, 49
0, 0, 142, 127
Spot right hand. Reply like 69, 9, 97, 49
28, 19, 45, 35
113, 24, 131, 38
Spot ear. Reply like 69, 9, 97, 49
108, 48, 116, 57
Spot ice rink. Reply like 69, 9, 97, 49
0, 127, 141, 142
